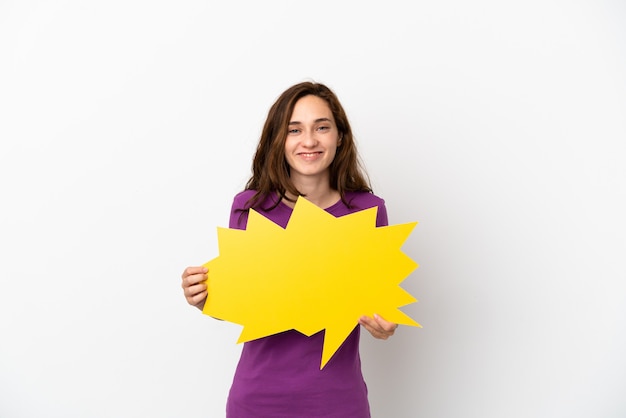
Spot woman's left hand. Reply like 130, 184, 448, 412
359, 314, 398, 340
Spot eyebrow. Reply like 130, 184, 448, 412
289, 117, 333, 125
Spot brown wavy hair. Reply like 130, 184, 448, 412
244, 81, 372, 211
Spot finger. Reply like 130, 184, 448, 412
360, 315, 398, 339
182, 272, 208, 288
184, 282, 207, 298
373, 314, 398, 333
360, 315, 389, 333
181, 266, 208, 279
187, 294, 207, 310
187, 290, 208, 306
358, 315, 378, 330
365, 324, 389, 340
359, 316, 387, 339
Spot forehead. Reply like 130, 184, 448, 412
290, 95, 334, 122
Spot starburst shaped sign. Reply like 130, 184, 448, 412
203, 196, 420, 368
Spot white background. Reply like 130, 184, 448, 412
1, 1, 625, 417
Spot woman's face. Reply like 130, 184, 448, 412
284, 95, 340, 184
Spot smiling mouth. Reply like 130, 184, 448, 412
298, 152, 322, 157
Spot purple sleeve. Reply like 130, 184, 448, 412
228, 191, 254, 230
375, 199, 388, 227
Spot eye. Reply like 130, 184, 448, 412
288, 128, 301, 134
317, 125, 330, 132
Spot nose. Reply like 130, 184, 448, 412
302, 130, 318, 147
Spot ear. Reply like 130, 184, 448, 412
337, 134, 343, 146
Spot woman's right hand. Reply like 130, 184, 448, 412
181, 266, 208, 310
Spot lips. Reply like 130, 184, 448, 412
296, 151, 323, 161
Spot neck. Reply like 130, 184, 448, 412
285, 174, 340, 209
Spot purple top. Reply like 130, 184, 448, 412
225, 190, 388, 418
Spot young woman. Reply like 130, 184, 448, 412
181, 81, 398, 417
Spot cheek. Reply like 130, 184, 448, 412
284, 151, 296, 169
284, 138, 296, 154
282, 140, 292, 158
329, 144, 339, 160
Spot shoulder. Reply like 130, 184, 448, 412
343, 190, 388, 227
345, 190, 386, 210
231, 189, 257, 210
229, 190, 257, 229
